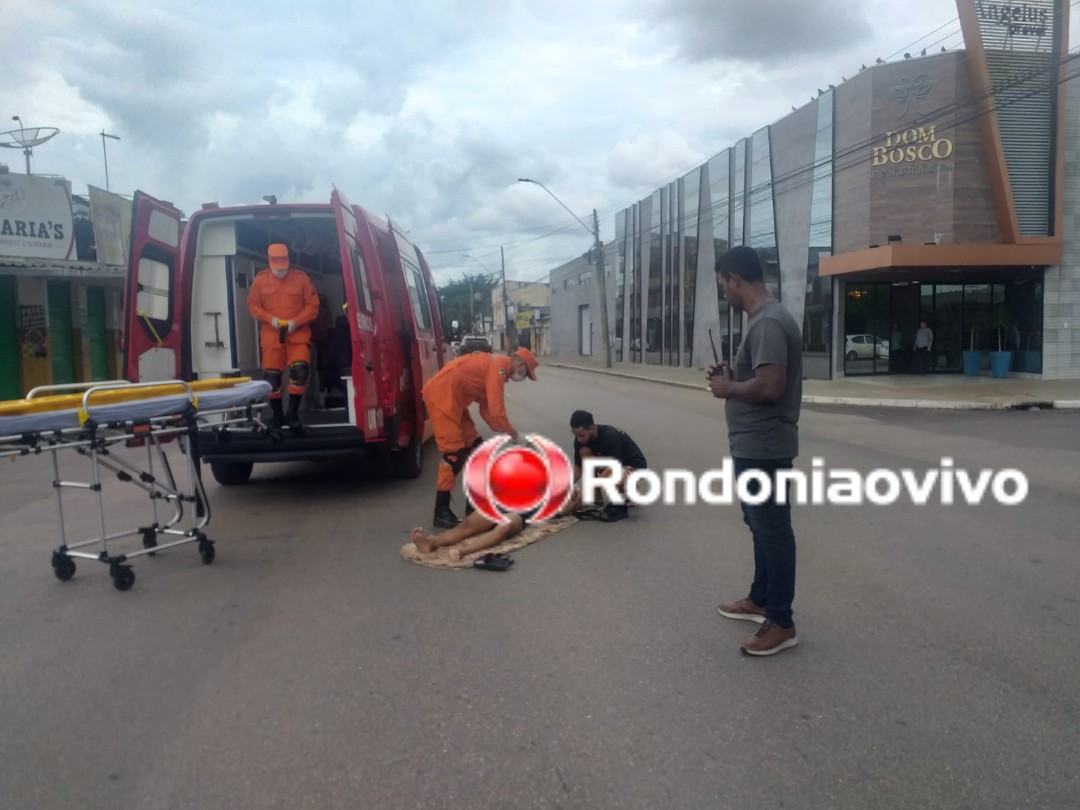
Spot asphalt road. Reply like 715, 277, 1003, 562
1, 366, 1078, 809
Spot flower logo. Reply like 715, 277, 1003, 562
894, 75, 933, 119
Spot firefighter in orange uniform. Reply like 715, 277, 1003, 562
247, 243, 320, 431
422, 346, 539, 528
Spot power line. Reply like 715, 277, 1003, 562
883, 17, 959, 60
608, 46, 1080, 247
440, 21, 1078, 280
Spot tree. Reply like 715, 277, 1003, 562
435, 272, 497, 341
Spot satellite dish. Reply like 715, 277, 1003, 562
0, 120, 60, 175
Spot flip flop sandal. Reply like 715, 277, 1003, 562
573, 509, 606, 521
474, 553, 513, 571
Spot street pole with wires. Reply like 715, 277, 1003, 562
591, 208, 612, 369
518, 178, 612, 368
501, 246, 514, 352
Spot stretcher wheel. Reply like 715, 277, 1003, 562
52, 555, 76, 582
111, 565, 135, 591
199, 539, 216, 565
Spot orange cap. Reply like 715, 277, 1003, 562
268, 243, 290, 269
514, 347, 539, 380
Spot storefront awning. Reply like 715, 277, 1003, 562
0, 255, 125, 280
820, 242, 1062, 277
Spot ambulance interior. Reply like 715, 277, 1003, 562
189, 213, 354, 421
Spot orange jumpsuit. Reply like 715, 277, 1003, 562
421, 352, 516, 493
246, 267, 320, 398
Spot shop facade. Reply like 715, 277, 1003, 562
0, 173, 129, 399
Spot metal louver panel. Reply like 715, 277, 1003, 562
48, 280, 76, 385
86, 286, 109, 381
0, 276, 20, 399
985, 51, 1053, 236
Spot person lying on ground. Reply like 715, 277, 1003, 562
410, 490, 578, 561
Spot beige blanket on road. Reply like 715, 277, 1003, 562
400, 515, 579, 570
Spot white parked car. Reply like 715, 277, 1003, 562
845, 334, 890, 361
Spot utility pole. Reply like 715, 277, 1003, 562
516, 178, 611, 367
592, 208, 613, 368
501, 246, 514, 352
100, 130, 120, 191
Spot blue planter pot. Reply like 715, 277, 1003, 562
962, 350, 982, 376
1020, 350, 1041, 373
990, 351, 1012, 379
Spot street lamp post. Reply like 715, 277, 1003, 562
100, 130, 120, 191
517, 178, 612, 368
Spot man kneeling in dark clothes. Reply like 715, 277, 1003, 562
569, 409, 648, 522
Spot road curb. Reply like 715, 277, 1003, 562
543, 362, 1071, 411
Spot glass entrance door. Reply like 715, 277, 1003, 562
843, 284, 890, 375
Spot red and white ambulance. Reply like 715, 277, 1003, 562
121, 188, 446, 485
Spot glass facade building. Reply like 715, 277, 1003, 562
598, 0, 1075, 379
612, 89, 839, 378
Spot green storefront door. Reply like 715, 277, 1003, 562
48, 280, 76, 385
0, 276, 20, 399
86, 287, 109, 381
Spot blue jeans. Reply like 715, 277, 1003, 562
733, 457, 797, 628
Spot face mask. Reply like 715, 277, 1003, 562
271, 267, 287, 279
511, 370, 527, 382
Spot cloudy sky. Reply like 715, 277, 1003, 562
4, 0, 1075, 285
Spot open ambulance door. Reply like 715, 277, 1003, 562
415, 246, 447, 369
123, 191, 184, 382
331, 187, 381, 442
387, 217, 440, 442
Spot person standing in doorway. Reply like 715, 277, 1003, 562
913, 319, 934, 374
247, 243, 320, 430
707, 246, 803, 657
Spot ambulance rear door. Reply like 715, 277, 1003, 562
123, 191, 184, 382
387, 217, 440, 434
331, 187, 381, 440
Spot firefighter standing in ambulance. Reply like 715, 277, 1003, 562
422, 347, 539, 528
247, 243, 320, 431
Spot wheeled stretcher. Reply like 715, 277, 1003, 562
0, 378, 271, 591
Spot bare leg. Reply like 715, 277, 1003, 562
448, 514, 525, 562
411, 511, 496, 554
557, 486, 582, 517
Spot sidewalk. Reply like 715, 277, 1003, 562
542, 356, 1080, 410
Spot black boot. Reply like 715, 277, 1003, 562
433, 491, 460, 529
286, 395, 303, 431
268, 398, 284, 429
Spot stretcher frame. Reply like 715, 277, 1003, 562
0, 378, 270, 591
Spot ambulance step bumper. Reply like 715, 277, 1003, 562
198, 426, 371, 464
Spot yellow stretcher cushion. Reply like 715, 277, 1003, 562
0, 377, 253, 416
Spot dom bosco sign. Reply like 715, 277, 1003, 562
872, 125, 955, 165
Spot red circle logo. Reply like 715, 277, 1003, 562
464, 435, 573, 524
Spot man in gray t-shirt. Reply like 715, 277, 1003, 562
707, 246, 802, 657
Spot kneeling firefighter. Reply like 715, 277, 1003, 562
421, 347, 539, 528
247, 243, 320, 430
